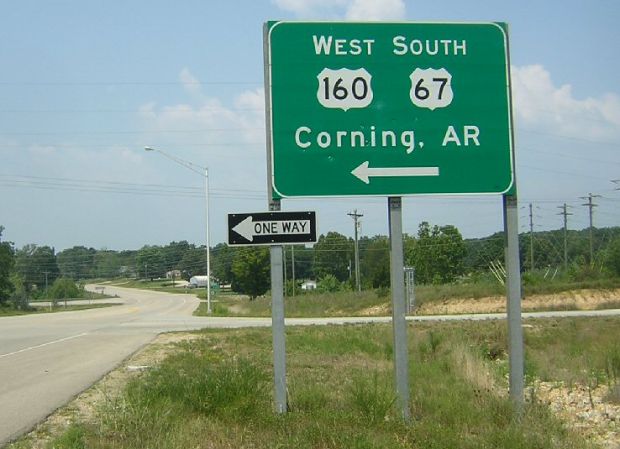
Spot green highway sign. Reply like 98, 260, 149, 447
265, 21, 514, 198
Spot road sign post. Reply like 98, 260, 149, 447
389, 197, 411, 421
269, 205, 288, 414
503, 194, 524, 410
264, 20, 521, 417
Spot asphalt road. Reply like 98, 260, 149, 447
1, 284, 619, 446
0, 285, 203, 446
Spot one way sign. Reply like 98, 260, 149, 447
227, 211, 317, 246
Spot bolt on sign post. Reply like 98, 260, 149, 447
264, 21, 522, 419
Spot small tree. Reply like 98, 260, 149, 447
14, 244, 59, 293
317, 274, 341, 293
606, 236, 620, 276
360, 236, 390, 288
9, 273, 30, 310
313, 232, 352, 282
231, 247, 270, 300
48, 278, 81, 300
407, 222, 466, 284
0, 226, 15, 305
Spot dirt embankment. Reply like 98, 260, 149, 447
416, 288, 620, 316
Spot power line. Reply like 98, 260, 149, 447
529, 203, 535, 270
557, 203, 573, 270
580, 193, 602, 266
347, 210, 363, 292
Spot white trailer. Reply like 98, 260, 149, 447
188, 275, 209, 288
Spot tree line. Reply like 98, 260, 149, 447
1, 223, 619, 306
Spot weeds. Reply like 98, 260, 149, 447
47, 423, 86, 449
38, 319, 617, 449
349, 369, 396, 424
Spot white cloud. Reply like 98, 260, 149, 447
345, 0, 406, 20
272, 0, 406, 20
28, 144, 56, 157
179, 67, 204, 98
273, 0, 347, 17
137, 69, 267, 191
511, 64, 620, 141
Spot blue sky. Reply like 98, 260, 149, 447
1, 0, 619, 251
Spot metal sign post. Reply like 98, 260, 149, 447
270, 201, 288, 414
264, 23, 288, 414
503, 194, 524, 409
389, 197, 411, 422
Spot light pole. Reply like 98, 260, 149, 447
144, 146, 212, 314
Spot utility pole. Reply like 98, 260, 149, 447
557, 203, 572, 270
528, 203, 534, 271
348, 210, 363, 292
580, 193, 601, 266
291, 246, 296, 298
43, 271, 50, 310
283, 247, 287, 296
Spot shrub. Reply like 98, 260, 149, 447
48, 278, 81, 299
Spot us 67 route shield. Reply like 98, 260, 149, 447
265, 21, 514, 198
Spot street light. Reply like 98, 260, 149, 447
144, 146, 212, 314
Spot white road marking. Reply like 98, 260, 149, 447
0, 332, 89, 359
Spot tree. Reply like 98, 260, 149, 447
211, 243, 236, 284
463, 232, 505, 273
57, 246, 96, 279
14, 244, 59, 293
178, 245, 207, 280
93, 250, 122, 278
231, 247, 270, 300
136, 245, 166, 279
360, 235, 390, 288
317, 274, 341, 292
406, 222, 466, 284
0, 226, 15, 305
48, 277, 81, 299
162, 241, 191, 272
313, 232, 352, 282
606, 236, 620, 276
284, 245, 314, 281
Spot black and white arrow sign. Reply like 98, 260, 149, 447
228, 211, 317, 246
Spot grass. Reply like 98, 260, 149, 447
29, 290, 114, 303
104, 275, 620, 318
194, 278, 620, 318
0, 303, 116, 316
37, 317, 620, 449
522, 317, 620, 386
198, 290, 389, 317
101, 278, 191, 294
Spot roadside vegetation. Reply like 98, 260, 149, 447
194, 271, 620, 318
22, 317, 618, 449
2, 223, 620, 317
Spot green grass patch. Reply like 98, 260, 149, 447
195, 290, 389, 317
103, 278, 191, 294
0, 303, 116, 316
41, 317, 620, 449
194, 277, 620, 318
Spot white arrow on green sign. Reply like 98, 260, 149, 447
351, 161, 439, 185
